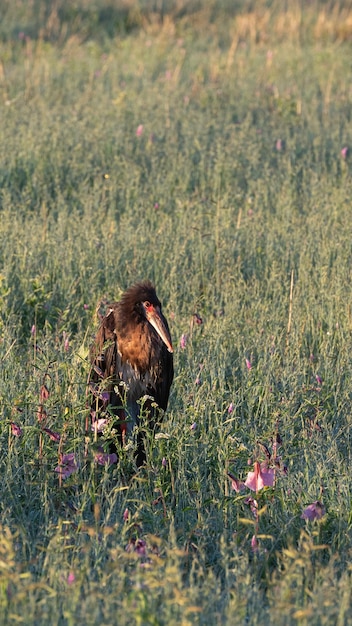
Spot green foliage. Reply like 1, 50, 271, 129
1, 1, 352, 623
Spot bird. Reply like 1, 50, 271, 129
88, 280, 174, 466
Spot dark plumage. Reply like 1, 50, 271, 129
88, 281, 173, 466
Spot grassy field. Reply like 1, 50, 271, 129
1, 0, 352, 623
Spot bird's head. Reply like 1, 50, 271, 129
121, 281, 173, 354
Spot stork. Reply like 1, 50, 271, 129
88, 281, 174, 466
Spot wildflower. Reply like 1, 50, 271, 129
91, 418, 109, 433
162, 457, 167, 468
67, 572, 75, 585
31, 324, 36, 335
193, 313, 203, 325
244, 496, 258, 518
136, 124, 144, 137
10, 422, 23, 437
154, 202, 159, 209
251, 535, 259, 552
315, 374, 322, 385
245, 461, 275, 492
43, 428, 60, 443
40, 384, 50, 402
94, 448, 118, 466
341, 146, 349, 159
37, 405, 47, 424
227, 472, 245, 493
180, 333, 188, 349
55, 453, 79, 479
123, 508, 130, 522
63, 332, 70, 352
125, 538, 147, 557
275, 138, 285, 151
228, 402, 234, 414
190, 422, 197, 431
194, 376, 201, 385
245, 358, 252, 370
83, 304, 89, 310
301, 501, 325, 521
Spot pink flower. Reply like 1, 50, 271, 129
162, 457, 167, 468
67, 572, 75, 585
301, 501, 325, 521
244, 461, 275, 492
244, 496, 258, 518
10, 422, 23, 437
227, 402, 234, 414
251, 535, 259, 552
154, 202, 159, 209
227, 472, 245, 493
91, 418, 109, 433
315, 374, 322, 385
83, 304, 89, 310
190, 422, 197, 431
341, 146, 349, 159
180, 334, 188, 349
123, 508, 130, 522
31, 324, 36, 335
275, 138, 285, 151
136, 124, 144, 137
55, 453, 79, 479
245, 358, 252, 370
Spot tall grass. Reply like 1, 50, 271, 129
1, 1, 352, 624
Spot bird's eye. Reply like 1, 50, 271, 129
144, 301, 151, 310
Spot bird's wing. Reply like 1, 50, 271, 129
150, 346, 174, 412
89, 306, 119, 393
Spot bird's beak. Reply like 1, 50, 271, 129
144, 305, 173, 353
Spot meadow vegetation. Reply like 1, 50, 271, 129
1, 0, 352, 623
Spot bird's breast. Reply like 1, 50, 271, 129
117, 359, 157, 402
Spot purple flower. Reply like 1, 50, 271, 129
162, 457, 167, 468
315, 374, 322, 385
55, 453, 79, 479
301, 501, 325, 521
43, 428, 61, 443
94, 448, 117, 466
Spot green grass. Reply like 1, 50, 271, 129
1, 1, 352, 623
